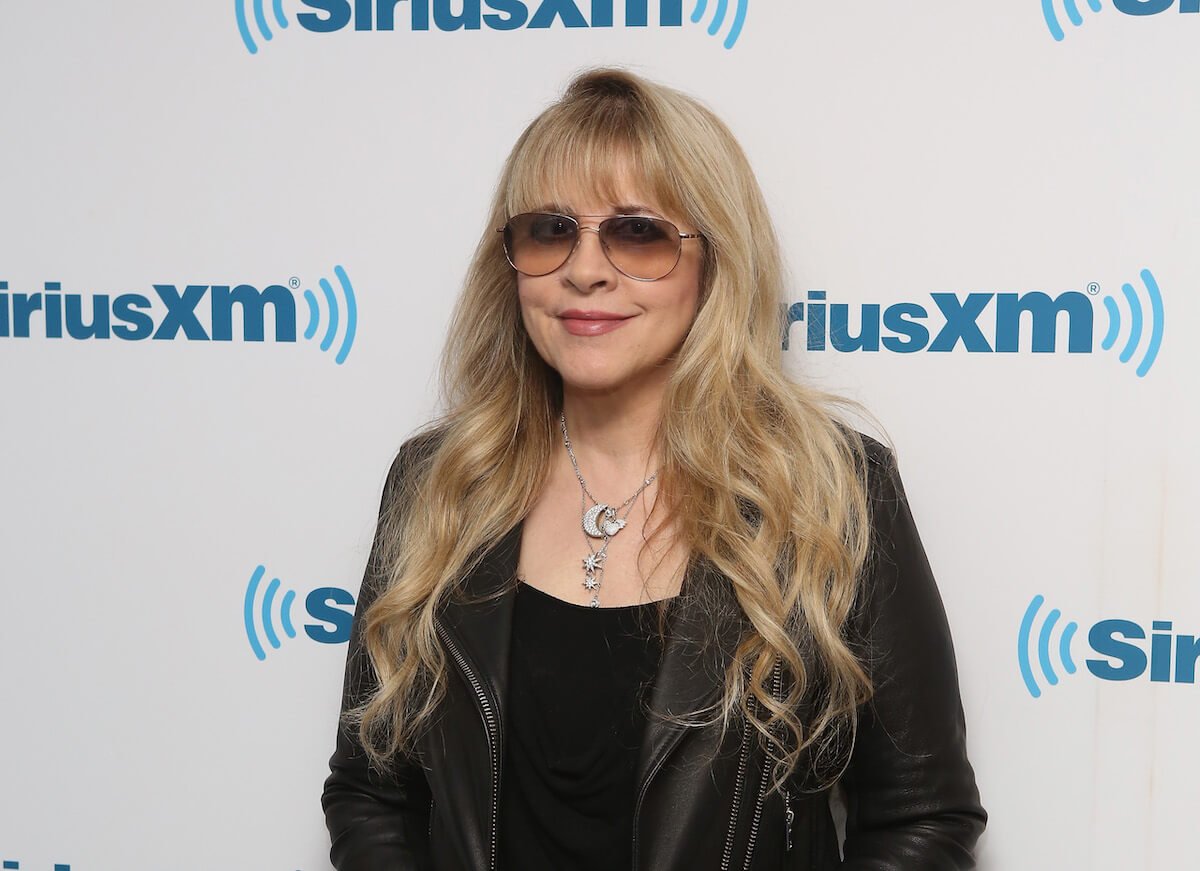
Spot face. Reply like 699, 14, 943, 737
514, 175, 703, 397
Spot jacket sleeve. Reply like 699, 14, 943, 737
839, 437, 987, 870
321, 438, 435, 871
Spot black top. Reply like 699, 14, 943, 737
498, 581, 669, 871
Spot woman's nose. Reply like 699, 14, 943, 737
562, 225, 617, 289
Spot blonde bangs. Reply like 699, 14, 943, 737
502, 100, 688, 226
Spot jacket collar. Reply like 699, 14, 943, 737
435, 517, 749, 796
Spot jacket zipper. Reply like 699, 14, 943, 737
783, 784, 794, 851
719, 698, 754, 871
435, 620, 500, 871
739, 657, 784, 870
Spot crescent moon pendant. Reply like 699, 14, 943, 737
583, 503, 609, 538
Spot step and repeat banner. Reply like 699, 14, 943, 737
1, 2, 1196, 869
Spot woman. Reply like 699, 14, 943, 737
321, 67, 986, 870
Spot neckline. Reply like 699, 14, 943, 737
517, 580, 677, 612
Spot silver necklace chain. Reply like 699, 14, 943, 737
558, 411, 658, 607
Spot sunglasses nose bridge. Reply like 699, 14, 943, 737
560, 223, 615, 274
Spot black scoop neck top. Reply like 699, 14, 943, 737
498, 581, 671, 870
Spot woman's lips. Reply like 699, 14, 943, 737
559, 315, 634, 336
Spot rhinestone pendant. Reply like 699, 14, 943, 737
583, 504, 609, 539
583, 504, 629, 539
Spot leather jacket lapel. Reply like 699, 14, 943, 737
431, 520, 521, 871
436, 519, 521, 735
634, 554, 748, 799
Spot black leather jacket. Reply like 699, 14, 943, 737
322, 432, 987, 870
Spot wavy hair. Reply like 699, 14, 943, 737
349, 65, 893, 795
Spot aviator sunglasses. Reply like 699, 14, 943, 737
498, 212, 704, 282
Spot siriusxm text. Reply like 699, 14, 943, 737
0, 281, 295, 341
296, 0, 685, 31
1088, 620, 1200, 683
304, 587, 355, 644
1113, 0, 1200, 12
783, 290, 1093, 353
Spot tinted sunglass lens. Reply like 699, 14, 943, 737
505, 213, 577, 276
602, 216, 681, 280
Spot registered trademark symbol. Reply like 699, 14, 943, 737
1086, 282, 1100, 295
289, 276, 301, 289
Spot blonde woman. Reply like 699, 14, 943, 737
321, 67, 986, 870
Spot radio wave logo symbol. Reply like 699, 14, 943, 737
302, 264, 358, 366
244, 565, 298, 661
1018, 594, 1080, 698
236, 0, 290, 54
1042, 0, 1104, 41
1098, 267, 1164, 377
690, 0, 749, 49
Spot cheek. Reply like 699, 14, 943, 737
517, 276, 553, 307
516, 279, 553, 344
659, 271, 702, 329
516, 279, 538, 326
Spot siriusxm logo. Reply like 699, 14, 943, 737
243, 565, 355, 661
235, 0, 748, 53
782, 267, 1164, 377
0, 265, 357, 365
1043, 0, 1199, 41
1018, 594, 1200, 697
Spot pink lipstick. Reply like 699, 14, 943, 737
558, 310, 634, 336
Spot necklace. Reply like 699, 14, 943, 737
559, 412, 658, 608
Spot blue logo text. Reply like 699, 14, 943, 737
783, 269, 1164, 377
237, 0, 748, 52
0, 266, 357, 365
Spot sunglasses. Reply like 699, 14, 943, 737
498, 212, 704, 282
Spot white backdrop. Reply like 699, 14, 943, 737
1, 2, 1197, 869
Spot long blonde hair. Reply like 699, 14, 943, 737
352, 65, 891, 795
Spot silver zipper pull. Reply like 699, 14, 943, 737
783, 786, 794, 851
